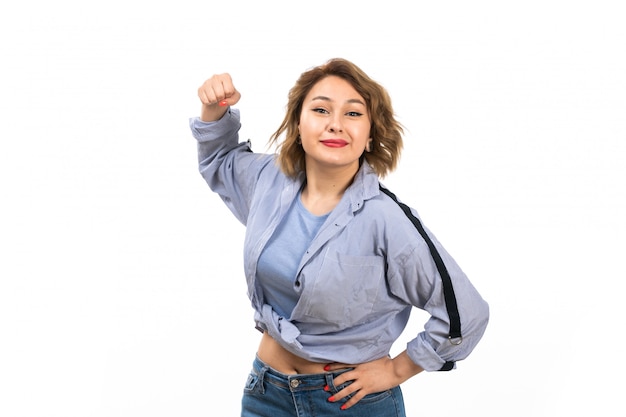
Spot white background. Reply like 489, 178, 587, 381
1, 1, 625, 416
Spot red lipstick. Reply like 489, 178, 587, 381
320, 139, 348, 148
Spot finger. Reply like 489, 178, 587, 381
338, 389, 367, 410
198, 83, 220, 106
327, 375, 359, 402
329, 367, 358, 387
328, 382, 362, 409
220, 89, 241, 106
324, 362, 351, 372
217, 73, 235, 96
212, 73, 240, 105
198, 74, 232, 105
197, 88, 214, 106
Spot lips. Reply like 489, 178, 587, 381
320, 139, 348, 148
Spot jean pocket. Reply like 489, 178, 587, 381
243, 370, 260, 393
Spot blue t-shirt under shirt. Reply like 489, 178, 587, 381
256, 192, 329, 318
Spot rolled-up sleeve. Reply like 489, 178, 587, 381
389, 223, 489, 371
190, 109, 272, 225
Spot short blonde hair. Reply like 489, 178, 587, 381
269, 58, 403, 178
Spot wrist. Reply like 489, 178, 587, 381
392, 351, 424, 383
200, 104, 229, 122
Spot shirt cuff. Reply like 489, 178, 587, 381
189, 108, 241, 142
406, 333, 456, 372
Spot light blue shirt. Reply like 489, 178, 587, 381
190, 109, 489, 371
256, 190, 328, 318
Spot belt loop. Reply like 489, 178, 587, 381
257, 366, 268, 394
324, 372, 335, 391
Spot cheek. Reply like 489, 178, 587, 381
299, 117, 323, 137
351, 125, 371, 143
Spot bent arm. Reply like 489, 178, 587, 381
190, 109, 271, 224
389, 223, 490, 371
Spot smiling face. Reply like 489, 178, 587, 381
298, 75, 371, 176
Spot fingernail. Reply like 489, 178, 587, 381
324, 365, 330, 371
218, 100, 228, 107
328, 396, 335, 402
324, 385, 329, 391
340, 404, 347, 410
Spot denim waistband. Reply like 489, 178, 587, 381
252, 356, 350, 392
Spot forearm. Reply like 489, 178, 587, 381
391, 350, 424, 384
200, 103, 229, 122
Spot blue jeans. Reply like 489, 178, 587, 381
241, 356, 406, 417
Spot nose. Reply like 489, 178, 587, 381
327, 114, 343, 133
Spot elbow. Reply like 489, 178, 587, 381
472, 297, 490, 336
468, 298, 490, 347
478, 297, 489, 327
458, 296, 489, 351
482, 298, 490, 329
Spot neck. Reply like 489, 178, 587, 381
301, 162, 359, 215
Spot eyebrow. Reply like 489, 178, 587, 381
310, 96, 366, 106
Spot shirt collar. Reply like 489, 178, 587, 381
346, 161, 380, 213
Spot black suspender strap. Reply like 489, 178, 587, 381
379, 185, 462, 371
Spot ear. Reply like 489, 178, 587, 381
365, 138, 373, 152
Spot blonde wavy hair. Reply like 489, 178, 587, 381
269, 58, 404, 179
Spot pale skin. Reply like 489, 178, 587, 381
197, 73, 424, 410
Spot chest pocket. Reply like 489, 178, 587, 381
299, 251, 386, 329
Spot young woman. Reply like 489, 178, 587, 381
190, 58, 489, 416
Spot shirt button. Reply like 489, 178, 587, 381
290, 379, 300, 388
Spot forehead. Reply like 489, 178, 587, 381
305, 76, 365, 103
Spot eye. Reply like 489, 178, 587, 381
312, 107, 329, 114
346, 111, 363, 117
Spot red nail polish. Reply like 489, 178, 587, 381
340, 404, 347, 410
328, 396, 335, 402
324, 365, 330, 371
324, 385, 329, 391
218, 100, 228, 107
